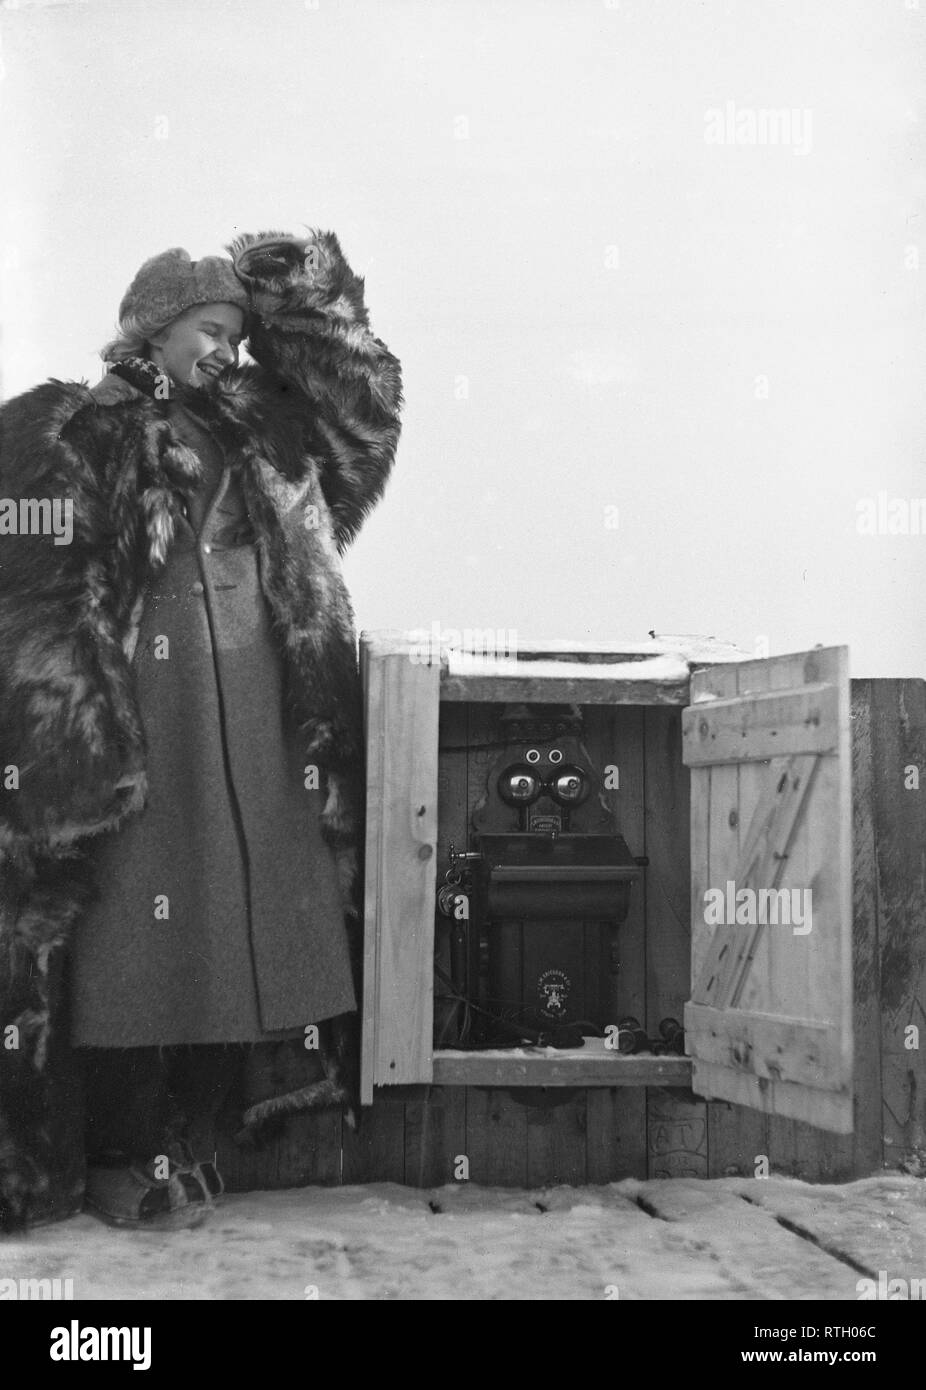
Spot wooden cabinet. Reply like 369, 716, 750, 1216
216, 636, 923, 1188
359, 631, 922, 1169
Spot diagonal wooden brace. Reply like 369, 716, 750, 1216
692, 752, 821, 1010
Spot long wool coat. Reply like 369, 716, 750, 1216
70, 392, 356, 1046
0, 230, 403, 1229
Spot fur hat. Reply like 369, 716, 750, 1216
117, 248, 249, 341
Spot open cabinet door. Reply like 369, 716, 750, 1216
360, 633, 441, 1103
682, 647, 853, 1133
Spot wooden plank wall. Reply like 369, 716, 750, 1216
870, 680, 926, 1175
643, 707, 708, 1179
217, 682, 924, 1189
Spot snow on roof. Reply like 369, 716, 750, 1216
362, 629, 752, 668
444, 652, 692, 684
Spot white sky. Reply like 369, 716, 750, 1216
1, 0, 924, 676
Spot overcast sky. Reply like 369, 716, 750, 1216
1, 0, 923, 676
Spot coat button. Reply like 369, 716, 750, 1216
191, 581, 204, 596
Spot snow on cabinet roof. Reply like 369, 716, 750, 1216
495, 634, 753, 665
361, 629, 752, 674
444, 652, 692, 684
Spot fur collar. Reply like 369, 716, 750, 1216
93, 366, 315, 502
107, 356, 171, 399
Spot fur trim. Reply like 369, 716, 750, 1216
229, 229, 368, 326
238, 1078, 354, 1137
235, 1012, 361, 1145
0, 849, 96, 1230
227, 229, 403, 552
0, 384, 201, 856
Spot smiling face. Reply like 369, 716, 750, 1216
147, 301, 245, 389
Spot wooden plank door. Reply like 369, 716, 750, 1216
682, 647, 853, 1133
360, 633, 441, 1102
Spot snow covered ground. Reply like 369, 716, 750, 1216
2, 1174, 924, 1301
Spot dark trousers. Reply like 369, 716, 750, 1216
80, 1045, 242, 1164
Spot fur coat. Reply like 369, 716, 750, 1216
0, 230, 402, 1230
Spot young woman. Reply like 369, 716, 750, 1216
0, 230, 402, 1229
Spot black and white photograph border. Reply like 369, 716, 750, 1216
0, 0, 924, 1331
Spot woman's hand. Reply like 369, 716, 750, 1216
234, 236, 314, 284
228, 229, 358, 327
